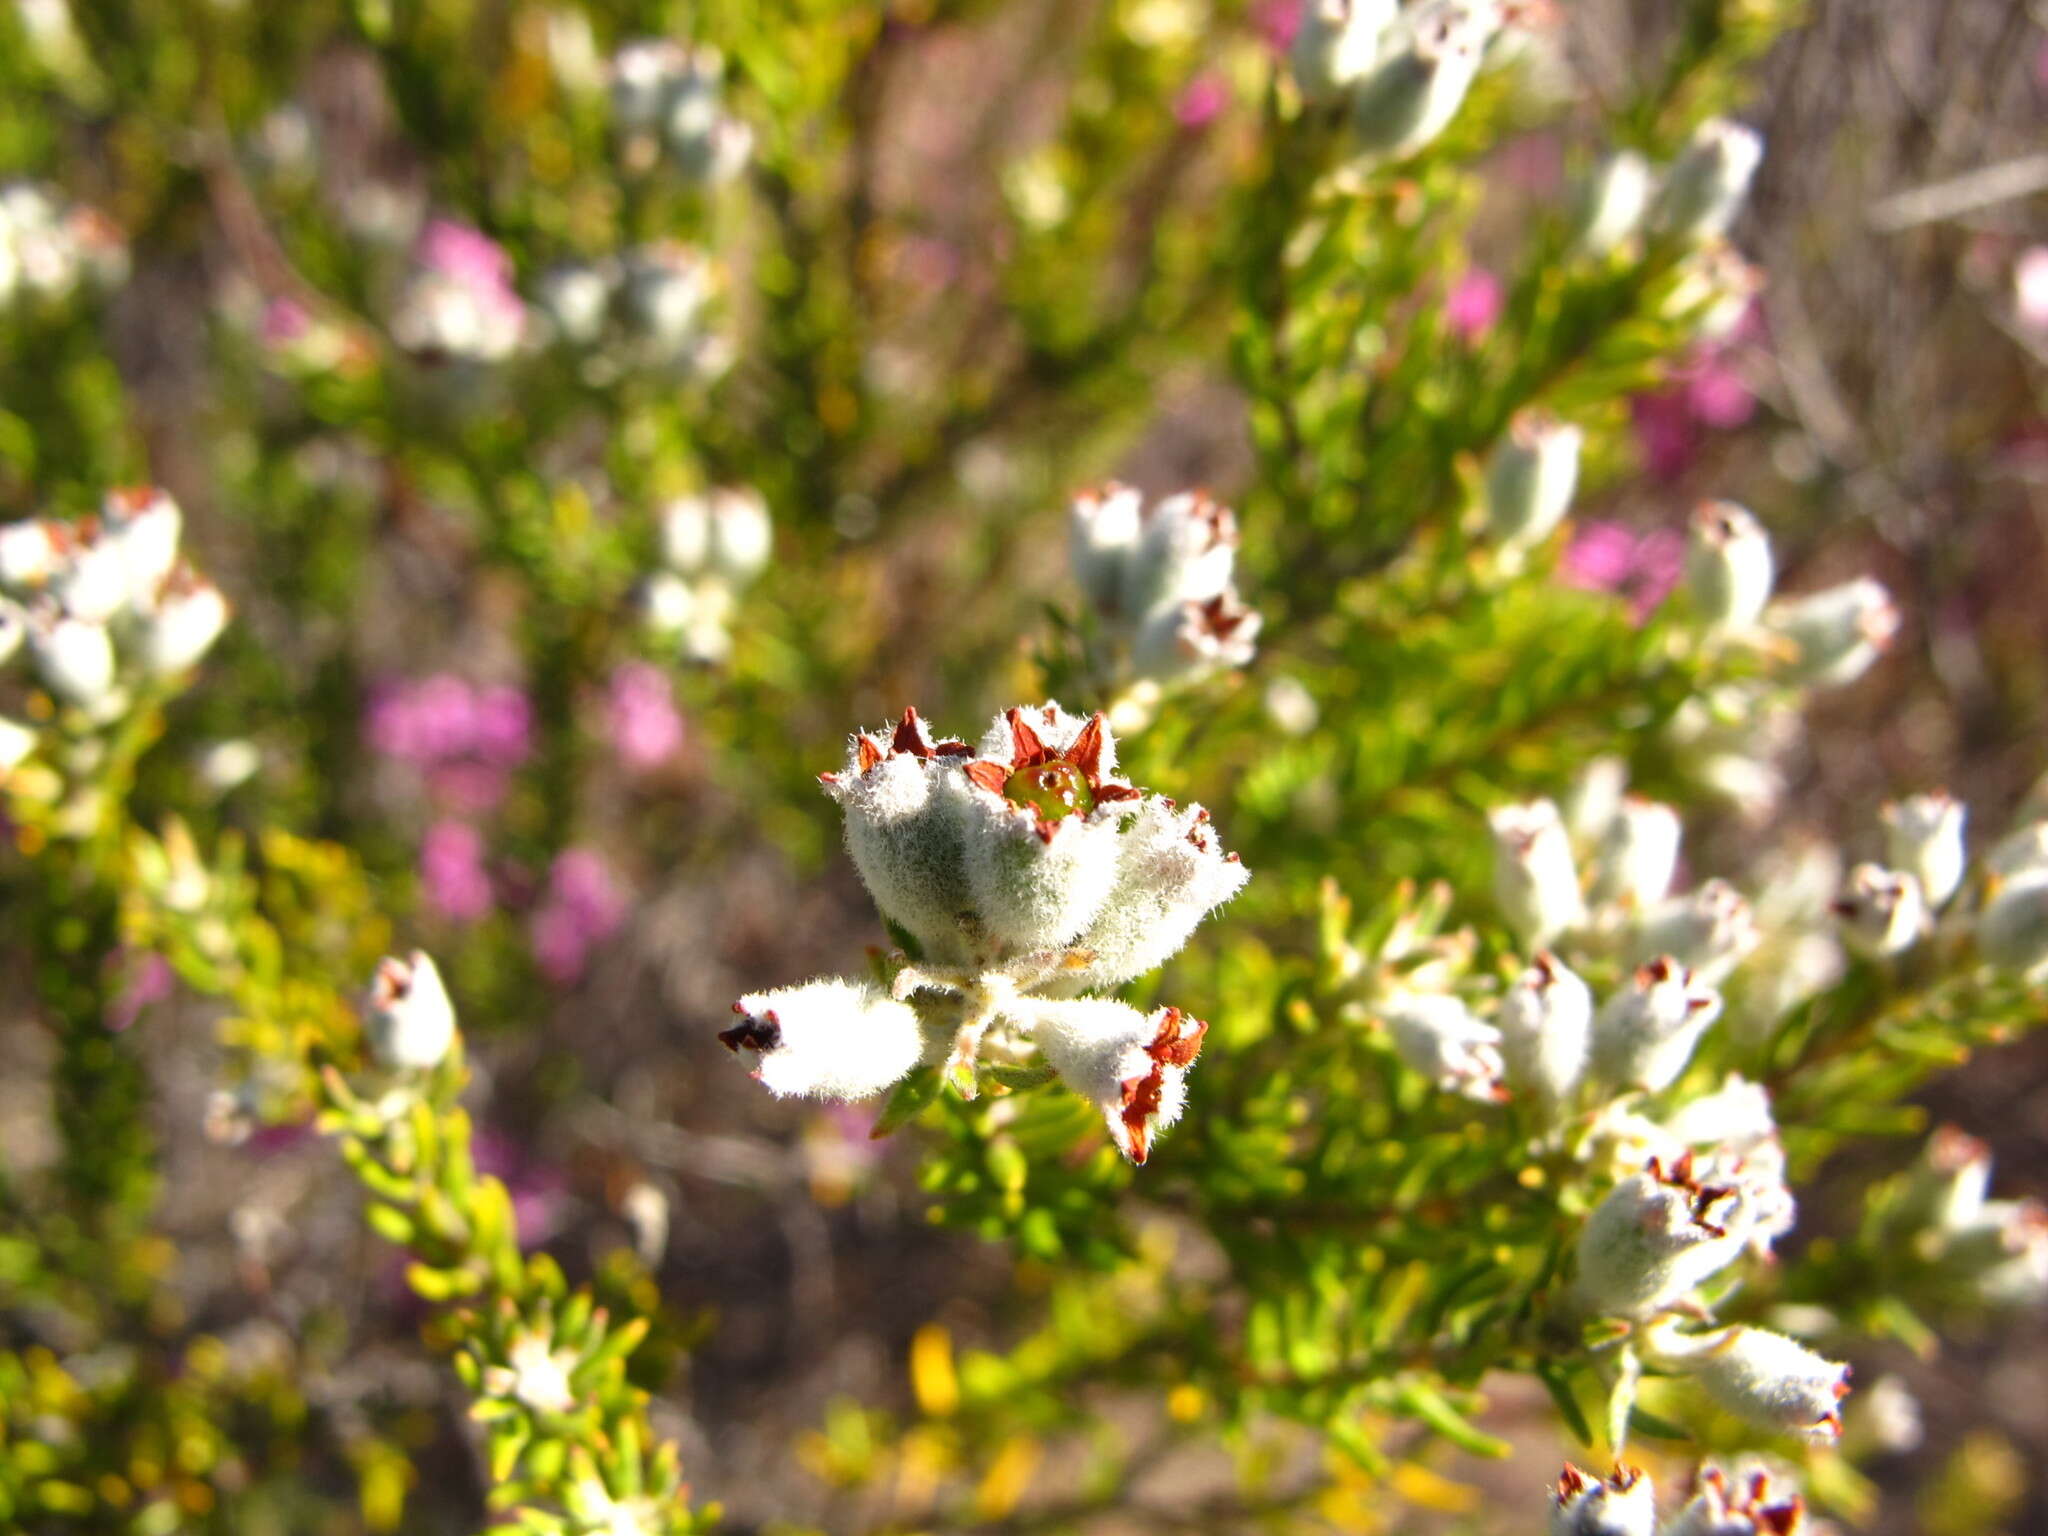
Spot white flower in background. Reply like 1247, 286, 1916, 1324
1985, 819, 2048, 879
142, 570, 230, 676
1574, 1153, 1752, 1319
1381, 991, 1507, 1102
1565, 755, 1628, 848
1290, 0, 1397, 101
1348, 0, 1500, 164
390, 219, 525, 364
1831, 863, 1925, 957
534, 261, 615, 348
1485, 411, 1583, 556
0, 714, 38, 772
0, 181, 126, 309
1029, 1000, 1208, 1164
1496, 951, 1591, 1118
647, 485, 770, 665
484, 1328, 579, 1416
0, 597, 24, 665
1977, 867, 2048, 976
1661, 1462, 1811, 1536
1490, 798, 1586, 947
1881, 791, 1966, 908
1632, 878, 1760, 985
1592, 955, 1721, 1092
28, 607, 117, 710
1768, 577, 1898, 687
0, 517, 60, 589
364, 950, 457, 1071
1130, 590, 1263, 691
50, 521, 130, 622
101, 485, 181, 605
609, 40, 752, 183
1663, 240, 1764, 343
1652, 118, 1765, 243
1591, 797, 1682, 912
618, 242, 725, 374
1685, 501, 1774, 634
1549, 1463, 1657, 1536
1646, 1323, 1849, 1443
1573, 149, 1653, 257
720, 979, 929, 1101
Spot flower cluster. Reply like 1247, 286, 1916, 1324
1067, 485, 1262, 730
608, 40, 754, 184
1293, 0, 1502, 165
722, 705, 1247, 1162
1551, 1460, 1810, 1536
0, 488, 228, 779
1871, 1126, 2048, 1310
643, 485, 772, 663
535, 243, 732, 384
0, 180, 126, 312
367, 673, 535, 813
391, 218, 528, 364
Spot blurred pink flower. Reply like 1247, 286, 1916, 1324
1559, 521, 1686, 624
260, 297, 312, 347
1253, 0, 1304, 50
1630, 350, 1756, 480
421, 819, 494, 923
2015, 247, 2048, 335
423, 760, 512, 816
1175, 71, 1229, 129
419, 219, 514, 292
106, 949, 174, 1032
530, 848, 628, 986
607, 662, 685, 772
470, 685, 535, 767
367, 675, 533, 769
1446, 268, 1503, 343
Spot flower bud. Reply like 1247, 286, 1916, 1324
1940, 1200, 2048, 1307
618, 242, 716, 361
1130, 590, 1262, 689
1985, 820, 2048, 879
51, 523, 131, 622
1977, 868, 2048, 976
1685, 501, 1774, 634
143, 573, 229, 676
101, 485, 181, 606
1893, 1125, 1992, 1237
1496, 951, 1591, 1117
1881, 791, 1966, 909
1660, 1075, 1777, 1152
705, 486, 772, 584
1121, 491, 1238, 619
1830, 863, 1925, 958
1381, 991, 1506, 1102
657, 47, 752, 184
1056, 794, 1248, 994
1485, 411, 1583, 553
1349, 1, 1499, 164
0, 518, 59, 589
28, 609, 116, 709
1769, 578, 1899, 688
365, 950, 457, 1070
1662, 1463, 1810, 1536
1549, 1464, 1656, 1536
1654, 1324, 1849, 1442
1575, 1153, 1750, 1318
1290, 0, 1397, 101
1633, 879, 1760, 985
1593, 956, 1721, 1092
1068, 482, 1144, 619
1028, 999, 1207, 1164
1592, 798, 1683, 913
0, 714, 37, 772
536, 262, 615, 347
1490, 799, 1586, 947
609, 39, 685, 134
1652, 119, 1765, 242
720, 978, 927, 1101
1572, 150, 1653, 257
1663, 241, 1764, 343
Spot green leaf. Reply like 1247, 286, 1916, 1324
870, 1066, 941, 1139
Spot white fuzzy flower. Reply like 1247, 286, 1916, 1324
1121, 490, 1239, 618
1548, 1463, 1657, 1536
488, 1328, 578, 1416
1653, 118, 1765, 242
1660, 1074, 1777, 1151
721, 978, 928, 1101
1490, 798, 1586, 947
1633, 879, 1760, 985
50, 523, 131, 622
1130, 591, 1262, 689
1028, 999, 1207, 1165
1831, 863, 1925, 958
1593, 956, 1721, 1093
1977, 868, 2048, 976
1592, 798, 1682, 913
1575, 1153, 1752, 1319
1068, 483, 1146, 619
1349, 0, 1499, 164
1661, 1462, 1811, 1536
1881, 792, 1966, 909
1573, 149, 1653, 257
1649, 1323, 1849, 1443
535, 262, 615, 348
1290, 0, 1397, 100
1769, 578, 1899, 688
1381, 992, 1506, 1103
28, 609, 116, 709
143, 572, 229, 675
365, 950, 457, 1070
1686, 501, 1773, 634
1485, 411, 1583, 554
0, 518, 60, 589
101, 485, 182, 607
1496, 951, 1591, 1117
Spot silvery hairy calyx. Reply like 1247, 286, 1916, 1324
721, 704, 1248, 1164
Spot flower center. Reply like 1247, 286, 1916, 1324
1003, 761, 1094, 824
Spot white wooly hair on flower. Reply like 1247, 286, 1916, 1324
1660, 1074, 1777, 1150
1548, 1464, 1657, 1536
1573, 1157, 1751, 1320
1660, 1461, 1810, 1536
51, 526, 131, 623
1069, 482, 1144, 620
1381, 992, 1506, 1103
1053, 795, 1249, 995
1591, 798, 1682, 912
1290, 0, 1397, 102
102, 486, 182, 606
1768, 577, 1898, 688
1631, 878, 1760, 986
1025, 998, 1206, 1165
1495, 951, 1592, 1116
1592, 956, 1721, 1093
1120, 491, 1238, 621
1977, 867, 2048, 976
722, 978, 928, 1101
1686, 500, 1775, 635
1490, 798, 1587, 948
1881, 791, 1967, 909
953, 706, 1130, 954
1654, 1324, 1850, 1443
1129, 590, 1262, 689
366, 950, 457, 1071
823, 715, 978, 964
1831, 862, 1925, 958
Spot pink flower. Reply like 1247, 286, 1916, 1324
606, 662, 685, 772
418, 219, 515, 291
1446, 268, 1503, 344
366, 676, 532, 771
1253, 0, 1304, 50
1559, 521, 1686, 624
470, 685, 535, 768
1175, 71, 1229, 130
1630, 349, 1756, 480
529, 848, 628, 986
2016, 247, 2048, 335
421, 820, 494, 923
260, 297, 312, 347
105, 949, 174, 1032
